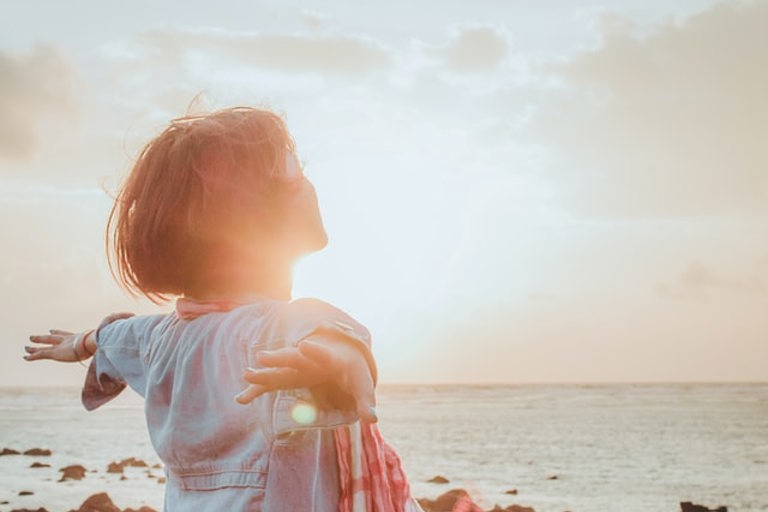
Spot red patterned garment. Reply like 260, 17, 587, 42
335, 420, 422, 512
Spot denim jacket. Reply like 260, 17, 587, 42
81, 297, 377, 512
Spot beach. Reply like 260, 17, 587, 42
1, 384, 766, 512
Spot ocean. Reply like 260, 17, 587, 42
1, 384, 766, 512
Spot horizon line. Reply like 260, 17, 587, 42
1, 380, 766, 390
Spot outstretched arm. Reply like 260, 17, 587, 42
24, 313, 135, 363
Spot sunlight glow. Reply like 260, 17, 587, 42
291, 402, 317, 425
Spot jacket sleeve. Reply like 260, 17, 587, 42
81, 314, 166, 411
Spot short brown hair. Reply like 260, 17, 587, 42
107, 107, 300, 303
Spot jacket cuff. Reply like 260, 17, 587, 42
81, 356, 127, 411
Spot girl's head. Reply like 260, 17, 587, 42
108, 107, 327, 303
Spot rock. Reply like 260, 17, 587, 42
59, 464, 87, 481
64, 493, 157, 512
10, 508, 48, 512
124, 457, 148, 468
504, 489, 518, 495
418, 489, 483, 512
680, 502, 728, 512
106, 457, 149, 474
546, 475, 558, 480
151, 463, 162, 469
428, 475, 450, 484
23, 448, 52, 456
18, 490, 34, 496
107, 462, 124, 474
157, 477, 166, 484
120, 475, 128, 481
30, 462, 51, 468
67, 492, 120, 512
419, 490, 535, 512
1, 447, 21, 455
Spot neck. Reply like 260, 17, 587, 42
250, 262, 294, 301
192, 256, 295, 302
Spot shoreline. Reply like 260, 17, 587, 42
2, 385, 762, 512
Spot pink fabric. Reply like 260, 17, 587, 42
175, 297, 256, 320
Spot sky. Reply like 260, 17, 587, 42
1, 0, 766, 386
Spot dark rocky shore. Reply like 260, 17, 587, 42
2, 490, 733, 512
1, 447, 730, 512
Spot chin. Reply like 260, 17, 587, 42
296, 228, 328, 257
314, 229, 329, 251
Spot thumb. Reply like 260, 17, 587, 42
349, 363, 377, 423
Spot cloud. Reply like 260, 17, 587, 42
534, 1, 768, 217
439, 26, 510, 71
132, 28, 392, 75
300, 10, 331, 31
0, 45, 77, 160
655, 259, 766, 300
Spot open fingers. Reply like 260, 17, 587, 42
28, 334, 65, 346
23, 346, 54, 361
234, 384, 267, 405
242, 367, 308, 390
296, 339, 342, 370
256, 347, 325, 374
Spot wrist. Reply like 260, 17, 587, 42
82, 329, 96, 357
72, 329, 96, 362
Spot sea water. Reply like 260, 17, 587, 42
1, 384, 766, 512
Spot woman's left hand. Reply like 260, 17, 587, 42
237, 337, 377, 423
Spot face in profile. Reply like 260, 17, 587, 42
280, 152, 328, 256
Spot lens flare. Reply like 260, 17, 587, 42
291, 402, 317, 425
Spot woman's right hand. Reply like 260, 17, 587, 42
24, 312, 134, 363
